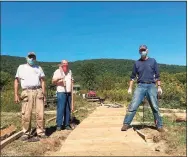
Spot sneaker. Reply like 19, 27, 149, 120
121, 124, 129, 131
65, 125, 73, 130
56, 126, 61, 131
157, 127, 165, 132
61, 125, 66, 130
20, 134, 29, 141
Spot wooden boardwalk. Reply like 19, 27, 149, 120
50, 106, 168, 156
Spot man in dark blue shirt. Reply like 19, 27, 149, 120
121, 45, 164, 132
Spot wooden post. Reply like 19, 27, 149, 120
0, 131, 23, 150
71, 79, 74, 112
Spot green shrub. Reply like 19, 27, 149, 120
1, 90, 21, 112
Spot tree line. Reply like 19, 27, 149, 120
1, 55, 186, 111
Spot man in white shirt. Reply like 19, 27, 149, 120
52, 60, 74, 131
14, 52, 47, 141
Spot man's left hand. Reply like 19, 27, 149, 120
158, 86, 163, 95
43, 95, 46, 103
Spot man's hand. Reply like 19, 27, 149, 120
158, 86, 163, 95
14, 94, 20, 103
128, 87, 132, 94
52, 77, 63, 85
56, 78, 63, 82
43, 95, 46, 103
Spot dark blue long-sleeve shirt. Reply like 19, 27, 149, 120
130, 58, 160, 83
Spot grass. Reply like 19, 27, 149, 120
135, 107, 186, 156
72, 95, 97, 121
1, 90, 21, 112
162, 116, 186, 156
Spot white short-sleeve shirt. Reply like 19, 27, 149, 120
52, 69, 73, 93
15, 64, 45, 89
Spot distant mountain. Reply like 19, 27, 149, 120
1, 55, 186, 80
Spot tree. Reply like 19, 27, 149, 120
80, 63, 97, 90
96, 72, 115, 91
0, 71, 14, 91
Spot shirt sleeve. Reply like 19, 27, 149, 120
15, 65, 21, 78
39, 66, 45, 78
154, 59, 160, 81
52, 70, 59, 80
130, 62, 137, 81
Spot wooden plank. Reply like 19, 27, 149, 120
133, 127, 147, 142
46, 109, 78, 123
0, 131, 23, 150
46, 116, 56, 123
175, 118, 186, 122
139, 106, 186, 113
0, 125, 17, 141
44, 111, 56, 115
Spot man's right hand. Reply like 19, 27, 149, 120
55, 78, 62, 82
128, 87, 132, 94
57, 78, 63, 82
14, 94, 20, 103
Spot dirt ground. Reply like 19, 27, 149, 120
1, 123, 74, 156
1, 97, 97, 156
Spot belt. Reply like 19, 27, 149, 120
23, 86, 41, 90
138, 81, 155, 84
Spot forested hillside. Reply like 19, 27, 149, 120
1, 55, 186, 79
0, 55, 186, 111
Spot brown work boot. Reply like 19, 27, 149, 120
157, 127, 165, 132
121, 124, 129, 131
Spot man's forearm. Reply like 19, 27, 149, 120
129, 80, 134, 88
41, 79, 46, 96
14, 79, 19, 96
52, 78, 61, 85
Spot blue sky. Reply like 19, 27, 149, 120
1, 2, 186, 65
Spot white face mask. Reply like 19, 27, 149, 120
26, 57, 36, 66
141, 51, 147, 57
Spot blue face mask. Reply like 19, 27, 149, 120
141, 51, 147, 57
26, 58, 36, 66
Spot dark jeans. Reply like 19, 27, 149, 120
56, 92, 71, 127
123, 83, 163, 128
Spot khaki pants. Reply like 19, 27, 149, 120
20, 88, 45, 136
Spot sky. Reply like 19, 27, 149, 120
1, 2, 186, 65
